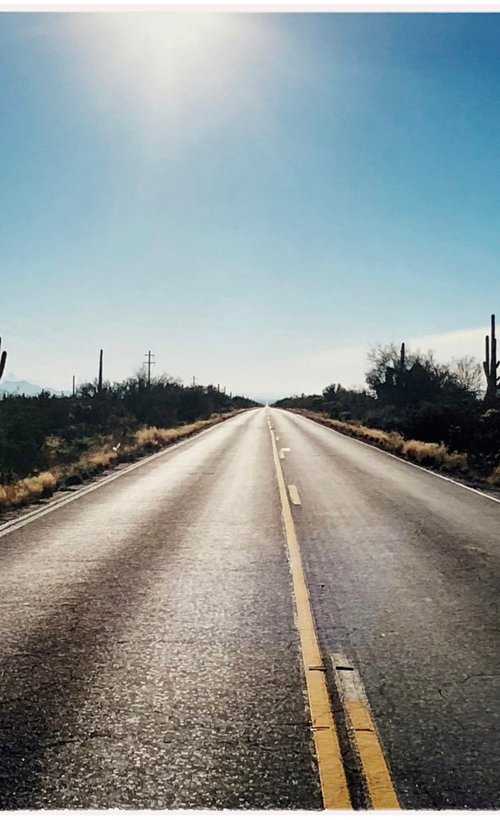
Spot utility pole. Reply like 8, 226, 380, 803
72, 375, 76, 397
192, 376, 196, 387
143, 350, 155, 387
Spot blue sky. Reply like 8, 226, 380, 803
0, 11, 499, 398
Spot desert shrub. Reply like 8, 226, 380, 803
475, 409, 500, 457
0, 399, 50, 480
488, 466, 500, 486
402, 439, 468, 471
363, 405, 406, 433
0, 470, 59, 508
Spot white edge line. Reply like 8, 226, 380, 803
278, 409, 500, 506
0, 412, 250, 539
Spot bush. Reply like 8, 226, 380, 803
292, 410, 469, 474
488, 466, 500, 486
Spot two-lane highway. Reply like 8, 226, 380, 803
0, 406, 499, 808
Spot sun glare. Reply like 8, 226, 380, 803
65, 13, 270, 137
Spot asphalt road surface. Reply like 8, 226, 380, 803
0, 407, 499, 809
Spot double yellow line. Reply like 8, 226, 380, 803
268, 420, 399, 810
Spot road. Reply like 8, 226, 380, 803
0, 407, 499, 809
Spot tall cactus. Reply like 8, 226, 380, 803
98, 349, 103, 393
483, 314, 499, 405
0, 338, 7, 381
392, 342, 406, 391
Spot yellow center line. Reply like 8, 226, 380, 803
332, 654, 400, 809
269, 425, 352, 810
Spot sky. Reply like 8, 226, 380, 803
0, 10, 499, 399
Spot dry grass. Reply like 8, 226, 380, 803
78, 446, 118, 471
292, 409, 469, 474
134, 426, 181, 448
487, 466, 500, 486
133, 415, 234, 449
0, 470, 60, 510
0, 410, 246, 513
401, 440, 468, 471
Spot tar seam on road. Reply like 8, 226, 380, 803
332, 654, 400, 809
0, 413, 250, 540
288, 485, 302, 506
267, 418, 352, 810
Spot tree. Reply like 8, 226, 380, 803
449, 356, 483, 398
366, 345, 441, 406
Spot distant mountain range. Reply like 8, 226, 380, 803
0, 379, 63, 397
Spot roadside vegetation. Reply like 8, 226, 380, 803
0, 376, 258, 513
274, 343, 500, 487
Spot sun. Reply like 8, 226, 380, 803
65, 13, 263, 131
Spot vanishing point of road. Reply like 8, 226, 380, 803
0, 407, 499, 809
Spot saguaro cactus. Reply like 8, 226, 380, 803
392, 342, 407, 392
0, 338, 7, 381
98, 349, 103, 393
483, 314, 499, 405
